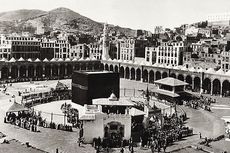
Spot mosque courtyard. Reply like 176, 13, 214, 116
0, 79, 229, 153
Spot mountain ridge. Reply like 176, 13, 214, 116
0, 7, 136, 36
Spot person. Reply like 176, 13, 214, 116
199, 132, 202, 139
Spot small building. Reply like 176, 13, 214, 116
79, 93, 136, 145
72, 71, 120, 105
154, 77, 189, 104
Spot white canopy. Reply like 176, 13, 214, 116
27, 58, 32, 62
9, 57, 16, 62
50, 58, 56, 62
18, 57, 25, 62
206, 68, 216, 74
0, 57, 8, 62
34, 58, 41, 62
43, 58, 49, 62
58, 58, 64, 62
216, 69, 225, 75
72, 57, 78, 61
65, 58, 71, 62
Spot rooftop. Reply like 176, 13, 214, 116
154, 77, 188, 87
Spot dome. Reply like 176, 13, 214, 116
79, 57, 84, 61
225, 70, 230, 76
216, 68, 225, 75
117, 59, 122, 62
50, 58, 56, 62
72, 57, 78, 61
9, 57, 16, 62
65, 58, 71, 62
27, 58, 32, 62
188, 67, 196, 72
206, 68, 216, 74
108, 93, 118, 101
181, 66, 188, 71
18, 57, 25, 62
197, 67, 205, 73
0, 57, 8, 62
34, 58, 41, 62
85, 57, 90, 61
108, 58, 112, 61
58, 58, 64, 62
113, 58, 117, 62
43, 58, 49, 62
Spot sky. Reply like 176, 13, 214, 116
1, 0, 230, 32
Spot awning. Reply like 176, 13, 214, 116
154, 89, 180, 98
7, 102, 29, 113
154, 77, 188, 87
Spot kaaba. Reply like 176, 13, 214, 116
72, 71, 120, 105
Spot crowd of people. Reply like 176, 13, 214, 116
183, 95, 215, 111
4, 110, 74, 132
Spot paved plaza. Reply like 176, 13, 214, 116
0, 79, 229, 153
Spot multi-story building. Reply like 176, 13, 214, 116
88, 43, 102, 60
156, 41, 184, 66
5, 35, 40, 59
145, 47, 157, 65
118, 39, 135, 61
40, 38, 55, 60
0, 35, 12, 59
54, 39, 70, 59
70, 44, 89, 59
221, 51, 230, 71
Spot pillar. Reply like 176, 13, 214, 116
9, 66, 12, 77
65, 66, 67, 76
220, 82, 223, 97
211, 80, 213, 95
0, 70, 1, 79
57, 66, 60, 76
50, 66, 53, 77
192, 77, 195, 91
26, 68, 28, 77
34, 67, 36, 77
200, 80, 203, 94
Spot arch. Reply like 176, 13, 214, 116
87, 63, 92, 71
194, 77, 201, 92
213, 79, 221, 95
28, 65, 34, 78
149, 70, 154, 83
170, 73, 176, 78
178, 74, 184, 81
52, 65, 58, 76
59, 64, 66, 77
81, 63, 86, 70
136, 68, 141, 81
100, 63, 104, 71
36, 65, 43, 78
109, 65, 114, 72
143, 69, 148, 82
185, 75, 192, 90
222, 80, 230, 97
162, 71, 168, 78
1, 67, 9, 79
19, 65, 27, 78
45, 65, 51, 77
67, 64, 73, 76
120, 66, 124, 78
131, 68, 135, 80
11, 65, 18, 79
105, 64, 109, 71
115, 65, 119, 73
94, 63, 100, 70
203, 78, 211, 94
155, 71, 161, 81
75, 64, 80, 71
125, 67, 130, 79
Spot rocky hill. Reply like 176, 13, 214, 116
0, 7, 136, 36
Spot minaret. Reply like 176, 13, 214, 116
102, 23, 109, 60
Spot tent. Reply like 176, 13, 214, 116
7, 102, 29, 113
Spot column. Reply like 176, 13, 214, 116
154, 71, 157, 82
17, 67, 20, 78
34, 67, 36, 77
50, 66, 53, 77
210, 80, 213, 95
64, 66, 67, 76
192, 77, 195, 91
200, 80, 203, 94
130, 69, 132, 80
58, 65, 60, 76
26, 68, 28, 77
0, 70, 1, 79
220, 82, 223, 97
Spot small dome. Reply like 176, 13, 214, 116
58, 58, 64, 62
225, 70, 230, 76
9, 57, 16, 62
85, 57, 90, 61
18, 57, 25, 62
108, 93, 118, 101
34, 58, 41, 62
206, 68, 215, 74
43, 58, 49, 62
108, 58, 112, 61
216, 68, 225, 75
72, 57, 78, 61
50, 58, 56, 62
113, 58, 117, 61
0, 57, 8, 62
27, 58, 32, 62
129, 60, 133, 64
79, 57, 84, 61
188, 67, 196, 72
65, 58, 71, 62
